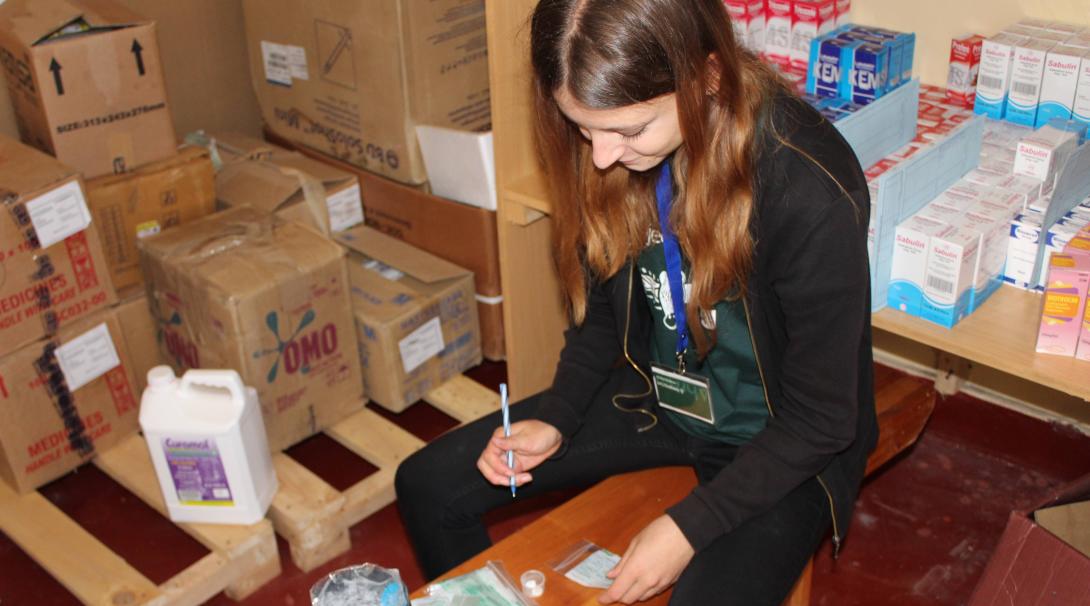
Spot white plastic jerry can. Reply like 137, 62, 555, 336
140, 366, 278, 525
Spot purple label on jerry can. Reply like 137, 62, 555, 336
163, 437, 233, 506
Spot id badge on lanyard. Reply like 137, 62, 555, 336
650, 162, 715, 425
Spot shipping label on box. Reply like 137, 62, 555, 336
0, 0, 176, 178
205, 132, 363, 236
243, 0, 490, 185
139, 207, 363, 451
86, 147, 216, 292
0, 135, 118, 359
0, 307, 139, 492
337, 225, 481, 412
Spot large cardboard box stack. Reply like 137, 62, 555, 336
0, 134, 117, 359
338, 226, 480, 412
202, 131, 363, 237
268, 132, 505, 360
0, 0, 176, 178
968, 473, 1090, 605
241, 0, 491, 185
139, 206, 363, 451
115, 289, 167, 395
86, 147, 216, 292
0, 306, 140, 492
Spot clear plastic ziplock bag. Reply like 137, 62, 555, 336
548, 540, 621, 589
310, 563, 411, 606
422, 560, 538, 606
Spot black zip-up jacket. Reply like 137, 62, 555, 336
532, 94, 878, 553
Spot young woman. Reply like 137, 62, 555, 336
396, 0, 877, 603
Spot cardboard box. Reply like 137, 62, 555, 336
0, 306, 140, 493
242, 0, 491, 185
139, 207, 364, 451
203, 132, 363, 236
115, 287, 166, 395
338, 226, 480, 412
86, 147, 216, 292
415, 125, 496, 211
968, 473, 1090, 605
269, 130, 506, 360
0, 0, 176, 177
0, 134, 117, 358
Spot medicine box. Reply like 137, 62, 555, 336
1013, 125, 1078, 195
921, 223, 981, 328
725, 0, 767, 54
834, 0, 851, 28
1005, 212, 1046, 290
1072, 49, 1090, 127
1006, 38, 1056, 127
975, 33, 1029, 120
790, 0, 835, 72
947, 35, 985, 108
1035, 253, 1090, 356
764, 0, 794, 67
809, 37, 860, 98
888, 215, 953, 317
962, 206, 1012, 311
1036, 45, 1085, 127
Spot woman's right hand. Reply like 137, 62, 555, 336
476, 420, 563, 487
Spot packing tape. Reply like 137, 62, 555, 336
34, 342, 94, 457
3, 188, 60, 337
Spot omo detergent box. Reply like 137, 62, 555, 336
139, 207, 364, 451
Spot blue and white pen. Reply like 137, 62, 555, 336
501, 383, 516, 498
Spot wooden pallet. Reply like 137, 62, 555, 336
268, 374, 500, 572
0, 434, 281, 606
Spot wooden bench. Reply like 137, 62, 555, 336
414, 371, 936, 605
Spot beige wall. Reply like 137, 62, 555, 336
0, 0, 262, 141
854, 0, 1090, 85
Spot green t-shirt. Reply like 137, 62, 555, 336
637, 230, 770, 444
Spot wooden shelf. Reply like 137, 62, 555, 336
503, 171, 551, 224
873, 286, 1090, 401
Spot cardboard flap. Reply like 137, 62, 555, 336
217, 161, 300, 213
336, 226, 471, 284
1032, 471, 1090, 511
0, 0, 144, 47
274, 154, 354, 187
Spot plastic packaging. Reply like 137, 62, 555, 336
311, 564, 410, 606
140, 366, 277, 525
549, 540, 621, 589
519, 570, 545, 598
425, 561, 537, 605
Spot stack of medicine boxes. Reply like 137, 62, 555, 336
974, 19, 1090, 129
803, 23, 916, 122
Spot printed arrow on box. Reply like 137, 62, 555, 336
131, 39, 145, 76
48, 58, 63, 95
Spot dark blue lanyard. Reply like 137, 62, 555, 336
655, 162, 688, 366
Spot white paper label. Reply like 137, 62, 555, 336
326, 183, 364, 232
54, 323, 121, 392
25, 180, 91, 249
398, 316, 444, 374
261, 41, 300, 86
564, 549, 622, 589
363, 259, 404, 281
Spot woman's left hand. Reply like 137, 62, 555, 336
597, 515, 695, 604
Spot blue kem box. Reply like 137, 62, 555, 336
808, 37, 862, 98
852, 26, 903, 89
850, 42, 890, 104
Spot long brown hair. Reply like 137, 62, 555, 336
530, 0, 788, 355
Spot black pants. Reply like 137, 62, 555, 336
395, 376, 831, 605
